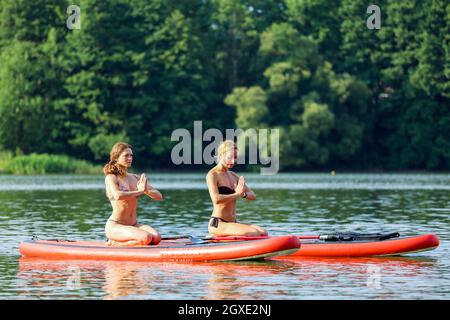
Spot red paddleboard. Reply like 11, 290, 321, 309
19, 235, 300, 262
287, 233, 439, 257
209, 233, 440, 258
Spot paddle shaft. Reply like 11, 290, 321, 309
209, 233, 399, 241
162, 235, 320, 241
209, 235, 321, 241
163, 232, 400, 242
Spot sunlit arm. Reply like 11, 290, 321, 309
243, 188, 256, 201
145, 187, 163, 201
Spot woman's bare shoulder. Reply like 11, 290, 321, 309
206, 168, 219, 180
105, 174, 117, 182
129, 173, 140, 180
105, 175, 118, 191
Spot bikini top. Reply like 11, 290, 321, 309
107, 185, 130, 201
218, 186, 235, 194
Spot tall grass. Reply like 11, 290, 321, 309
0, 153, 101, 174
0, 151, 13, 173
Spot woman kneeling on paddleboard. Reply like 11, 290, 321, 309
104, 142, 163, 246
206, 140, 268, 237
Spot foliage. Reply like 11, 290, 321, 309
1, 153, 101, 174
0, 0, 448, 171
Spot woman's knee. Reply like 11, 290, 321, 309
136, 232, 153, 245
257, 228, 268, 236
151, 232, 161, 245
146, 228, 161, 245
104, 227, 114, 240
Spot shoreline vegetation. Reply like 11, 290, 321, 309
0, 152, 101, 175
0, 152, 449, 175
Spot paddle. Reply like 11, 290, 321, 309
211, 232, 400, 242
161, 235, 210, 244
162, 232, 400, 243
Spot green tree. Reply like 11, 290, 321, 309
0, 0, 69, 155
410, 0, 449, 98
373, 0, 450, 169
0, 39, 64, 154
285, 0, 342, 68
60, 0, 146, 160
225, 22, 370, 169
225, 86, 269, 128
136, 3, 215, 164
0, 0, 66, 47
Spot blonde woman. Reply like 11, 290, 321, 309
104, 142, 163, 246
206, 140, 268, 236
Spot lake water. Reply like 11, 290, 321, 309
0, 173, 449, 300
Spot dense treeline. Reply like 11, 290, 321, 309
0, 0, 448, 171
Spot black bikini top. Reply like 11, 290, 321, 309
218, 186, 235, 194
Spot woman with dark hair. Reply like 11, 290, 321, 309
104, 142, 163, 246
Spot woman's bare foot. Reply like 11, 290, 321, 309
105, 239, 142, 246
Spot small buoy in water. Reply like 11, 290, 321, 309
331, 170, 336, 176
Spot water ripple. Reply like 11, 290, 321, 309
0, 174, 449, 299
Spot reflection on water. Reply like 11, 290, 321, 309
15, 255, 444, 300
16, 258, 296, 300
0, 173, 449, 299
271, 256, 444, 299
